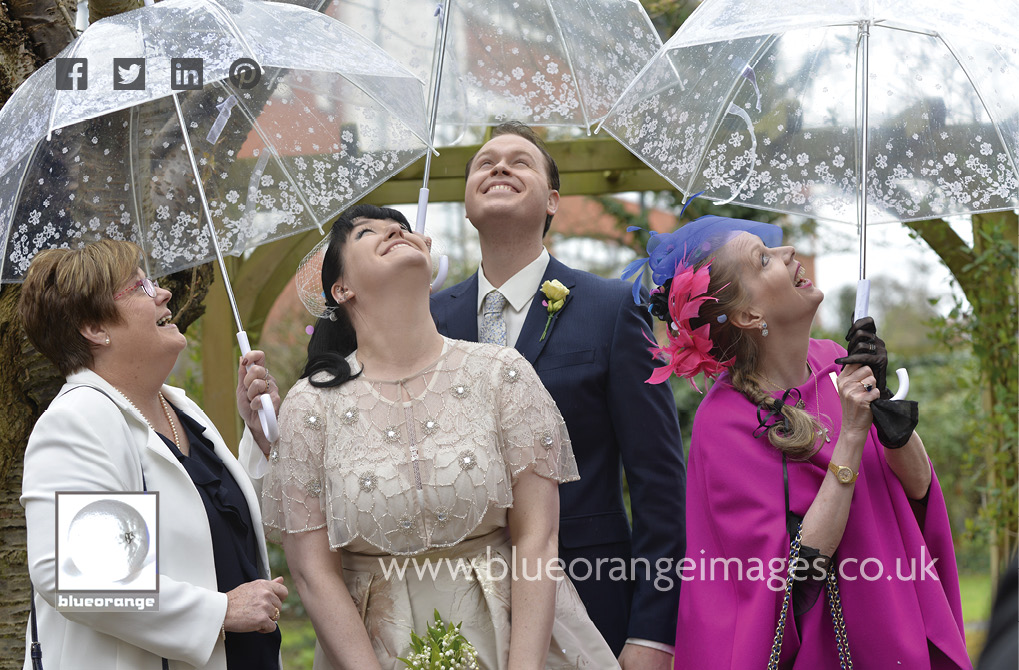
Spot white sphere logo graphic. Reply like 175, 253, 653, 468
67, 499, 149, 583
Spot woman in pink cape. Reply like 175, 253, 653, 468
624, 213, 970, 668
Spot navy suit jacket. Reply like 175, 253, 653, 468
431, 255, 686, 652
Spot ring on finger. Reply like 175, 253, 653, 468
860, 381, 874, 392
263, 367, 269, 381
272, 607, 280, 621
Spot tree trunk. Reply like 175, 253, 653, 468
0, 3, 212, 664
0, 2, 74, 663
906, 211, 1019, 583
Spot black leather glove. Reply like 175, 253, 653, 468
834, 316, 918, 448
871, 398, 918, 448
834, 316, 889, 398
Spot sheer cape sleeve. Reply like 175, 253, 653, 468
493, 346, 579, 486
261, 378, 327, 544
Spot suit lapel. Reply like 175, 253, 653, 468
516, 257, 576, 365
439, 273, 480, 342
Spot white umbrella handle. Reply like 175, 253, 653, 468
416, 186, 450, 292
415, 186, 430, 233
889, 368, 909, 401
236, 331, 279, 443
431, 255, 449, 292
854, 278, 870, 321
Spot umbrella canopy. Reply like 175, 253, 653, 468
600, 0, 1019, 226
289, 0, 663, 292
303, 0, 663, 131
0, 0, 432, 441
0, 0, 431, 284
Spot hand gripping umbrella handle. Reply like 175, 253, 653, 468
236, 331, 280, 443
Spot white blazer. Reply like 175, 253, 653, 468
21, 369, 275, 670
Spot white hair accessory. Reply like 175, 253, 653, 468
295, 236, 334, 319
294, 220, 447, 319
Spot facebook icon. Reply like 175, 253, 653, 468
55, 58, 88, 90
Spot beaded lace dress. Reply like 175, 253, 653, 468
264, 338, 618, 669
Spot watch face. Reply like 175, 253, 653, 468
837, 467, 853, 483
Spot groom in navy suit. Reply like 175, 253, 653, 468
431, 122, 686, 669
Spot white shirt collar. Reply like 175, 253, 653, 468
477, 248, 550, 314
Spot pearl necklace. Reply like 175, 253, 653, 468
119, 390, 181, 450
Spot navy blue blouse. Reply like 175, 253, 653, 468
160, 404, 280, 670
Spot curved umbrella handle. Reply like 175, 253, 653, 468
889, 368, 909, 401
236, 331, 280, 443
431, 254, 449, 293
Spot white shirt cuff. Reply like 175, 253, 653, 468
625, 638, 675, 655
238, 426, 270, 479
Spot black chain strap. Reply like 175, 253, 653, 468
768, 522, 801, 669
827, 569, 854, 669
767, 520, 854, 669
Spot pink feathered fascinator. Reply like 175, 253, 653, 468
622, 196, 783, 391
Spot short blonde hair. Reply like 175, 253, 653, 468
18, 240, 142, 376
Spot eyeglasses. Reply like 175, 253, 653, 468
114, 277, 159, 301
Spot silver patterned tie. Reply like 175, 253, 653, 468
479, 290, 507, 346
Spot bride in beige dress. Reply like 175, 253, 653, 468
263, 204, 618, 669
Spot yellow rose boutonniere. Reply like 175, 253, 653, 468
539, 279, 570, 341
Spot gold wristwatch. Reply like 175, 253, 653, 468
828, 462, 859, 484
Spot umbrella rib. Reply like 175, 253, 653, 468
47, 34, 88, 140
204, 0, 260, 62
595, 40, 681, 136
126, 104, 153, 279
935, 32, 1019, 179
543, 0, 592, 131
170, 92, 244, 333
682, 34, 778, 198
127, 11, 154, 278
208, 78, 323, 235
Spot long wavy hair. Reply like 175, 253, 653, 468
652, 246, 822, 459
300, 204, 412, 388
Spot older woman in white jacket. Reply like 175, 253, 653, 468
18, 240, 285, 670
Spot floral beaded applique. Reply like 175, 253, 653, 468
457, 450, 478, 471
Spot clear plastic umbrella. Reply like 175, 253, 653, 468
600, 0, 1019, 322
0, 0, 431, 439
290, 0, 663, 288
306, 0, 663, 130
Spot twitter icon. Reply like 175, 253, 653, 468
113, 58, 145, 91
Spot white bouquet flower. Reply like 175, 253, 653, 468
398, 609, 480, 670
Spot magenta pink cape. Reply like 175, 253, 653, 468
675, 339, 970, 669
